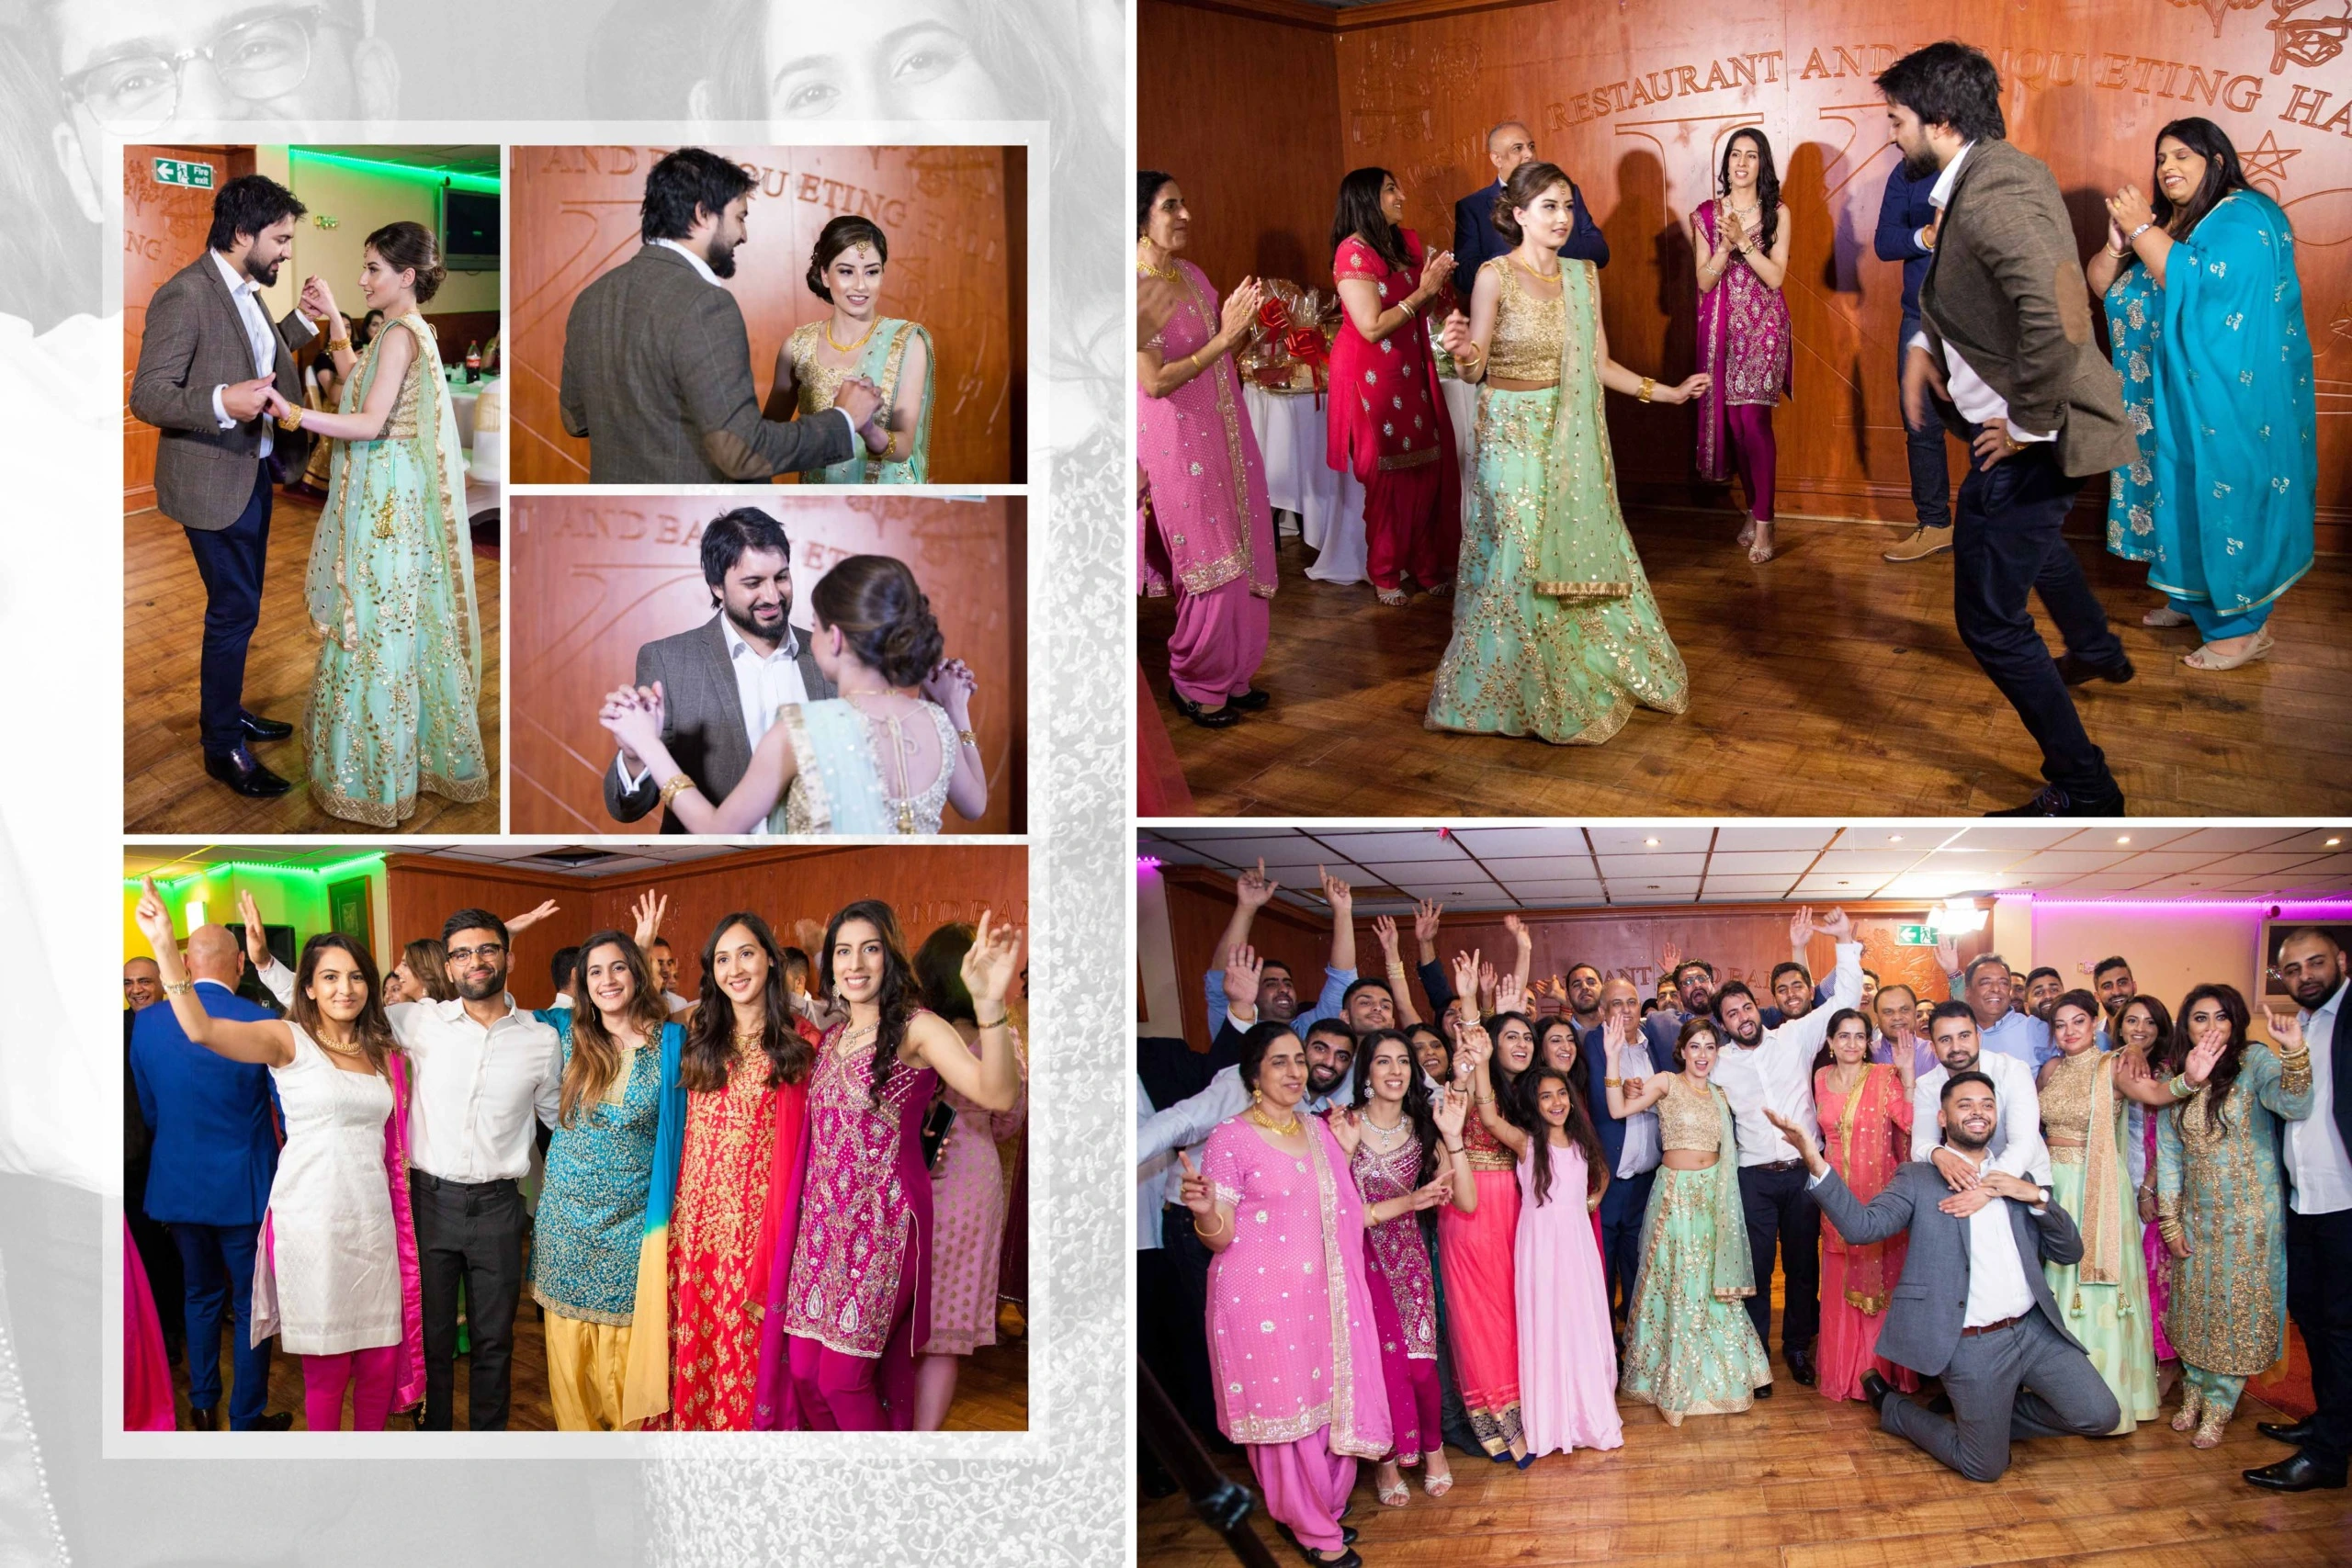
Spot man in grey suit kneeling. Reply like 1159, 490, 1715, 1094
1764, 1075, 2121, 1482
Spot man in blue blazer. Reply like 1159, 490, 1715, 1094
1580, 977, 1659, 1331
1874, 159, 1952, 562
1453, 119, 1609, 277
128, 925, 287, 1430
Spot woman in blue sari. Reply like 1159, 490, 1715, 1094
766, 216, 934, 482
2092, 118, 2316, 671
263, 221, 489, 824
598, 555, 988, 834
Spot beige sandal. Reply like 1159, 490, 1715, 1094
2142, 604, 2193, 628
1747, 520, 1776, 565
1375, 1463, 1410, 1507
1374, 584, 1409, 607
2180, 628, 2274, 671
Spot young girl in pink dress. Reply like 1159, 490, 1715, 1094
1479, 1063, 1623, 1460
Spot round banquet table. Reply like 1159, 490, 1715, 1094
1241, 377, 1480, 588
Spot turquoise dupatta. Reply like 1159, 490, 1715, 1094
620, 1022, 687, 1428
812, 319, 933, 484
770, 699, 893, 834
2143, 192, 2316, 620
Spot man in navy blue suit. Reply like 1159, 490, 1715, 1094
1453, 119, 1610, 277
1580, 976, 1659, 1332
1874, 159, 1951, 562
128, 925, 287, 1430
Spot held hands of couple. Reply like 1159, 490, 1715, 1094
599, 681, 667, 762
830, 374, 886, 428
919, 657, 978, 725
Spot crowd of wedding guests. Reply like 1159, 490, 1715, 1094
1136, 872, 2351, 1565
1137, 44, 2315, 739
123, 882, 1028, 1434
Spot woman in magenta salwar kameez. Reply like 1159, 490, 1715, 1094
1813, 1008, 1918, 1404
1136, 172, 1277, 729
1181, 1021, 1390, 1567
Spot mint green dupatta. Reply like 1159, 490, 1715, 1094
766, 699, 893, 834
812, 318, 933, 484
1533, 262, 1645, 602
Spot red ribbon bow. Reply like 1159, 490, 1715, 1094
1283, 327, 1326, 366
1257, 296, 1293, 335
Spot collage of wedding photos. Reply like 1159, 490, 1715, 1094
0, 0, 2340, 1562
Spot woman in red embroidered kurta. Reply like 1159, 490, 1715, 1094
1327, 168, 1462, 604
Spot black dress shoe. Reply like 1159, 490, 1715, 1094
2259, 1417, 2320, 1446
1226, 688, 1271, 712
204, 747, 292, 796
1787, 1347, 1817, 1387
253, 1411, 294, 1432
1274, 1525, 1361, 1565
1860, 1371, 1892, 1415
1754, 1382, 1772, 1399
237, 709, 295, 741
1170, 688, 1242, 728
2054, 652, 2135, 687
2244, 1453, 2347, 1492
1986, 784, 2126, 818
187, 1404, 218, 1431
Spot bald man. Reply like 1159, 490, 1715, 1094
1579, 976, 1660, 1328
127, 925, 289, 1430
1452, 118, 1610, 278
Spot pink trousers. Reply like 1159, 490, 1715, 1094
788, 1259, 918, 1431
303, 1344, 399, 1431
1166, 576, 1270, 707
1249, 1429, 1358, 1551
1724, 403, 1778, 522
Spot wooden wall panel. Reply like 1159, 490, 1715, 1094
1136, 5, 1347, 296
383, 845, 1026, 1012
123, 144, 257, 511
509, 495, 1026, 835
1144, 0, 2352, 539
507, 144, 1019, 484
1160, 864, 1984, 1054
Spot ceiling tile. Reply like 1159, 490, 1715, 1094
1609, 891, 1702, 905
1709, 824, 1849, 852
1809, 850, 1934, 876
2261, 828, 2352, 853
1448, 827, 1595, 857
2102, 851, 2239, 874
1586, 826, 1714, 855
2207, 852, 2345, 875
1606, 876, 1702, 896
2153, 826, 2310, 852
1506, 879, 1611, 899
1306, 830, 1464, 863
1936, 826, 2098, 852
1701, 873, 1804, 893
1594, 852, 1713, 875
1705, 850, 1829, 874
1996, 850, 2133, 874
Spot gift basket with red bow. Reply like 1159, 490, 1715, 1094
1238, 281, 1336, 393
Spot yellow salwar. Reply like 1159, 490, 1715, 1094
543, 1311, 637, 1431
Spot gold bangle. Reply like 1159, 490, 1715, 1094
1637, 377, 1656, 404
956, 728, 979, 750
976, 1011, 1008, 1029
274, 405, 305, 432
326, 337, 351, 353
163, 978, 192, 997
658, 774, 698, 808
1604, 1077, 1623, 1088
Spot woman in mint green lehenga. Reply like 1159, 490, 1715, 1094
598, 555, 988, 835
265, 221, 487, 828
1430, 161, 1704, 745
765, 216, 934, 483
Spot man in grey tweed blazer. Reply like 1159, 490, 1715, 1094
1767, 1075, 2122, 1483
1882, 43, 2136, 818
560, 146, 878, 482
605, 507, 837, 831
128, 174, 319, 798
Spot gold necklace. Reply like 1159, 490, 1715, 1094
826, 317, 876, 354
1247, 1101, 1304, 1136
316, 1033, 368, 1058
1136, 247, 1179, 282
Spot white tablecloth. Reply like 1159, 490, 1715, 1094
1243, 378, 1481, 588
444, 372, 495, 446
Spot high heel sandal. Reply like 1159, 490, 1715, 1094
2172, 1384, 2203, 1433
1747, 520, 1776, 565
2142, 604, 2193, 628
1421, 1458, 1453, 1498
1374, 584, 1409, 607
2180, 627, 2274, 671
1375, 1467, 1410, 1508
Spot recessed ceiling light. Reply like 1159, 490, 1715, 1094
2116, 835, 2132, 845
1644, 836, 1659, 846
1889, 834, 1903, 842
2329, 837, 2343, 848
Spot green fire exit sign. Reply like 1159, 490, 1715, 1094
1894, 924, 1937, 946
153, 158, 214, 189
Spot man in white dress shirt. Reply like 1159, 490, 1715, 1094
605, 508, 838, 831
1711, 906, 1864, 1389
2250, 930, 2352, 1491
648, 936, 696, 1015
1878, 41, 2137, 818
391, 909, 560, 1430
1911, 1000, 2052, 1191
1770, 1076, 2119, 1482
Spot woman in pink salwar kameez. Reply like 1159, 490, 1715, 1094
1180, 1022, 1389, 1567
1136, 172, 1277, 729
1813, 1009, 1917, 1404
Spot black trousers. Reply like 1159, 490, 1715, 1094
1738, 1162, 1820, 1359
1157, 1205, 1223, 1440
1898, 316, 1951, 529
1597, 1166, 1655, 1326
2286, 1206, 2352, 1469
1951, 439, 2122, 800
410, 1170, 526, 1431
182, 463, 274, 757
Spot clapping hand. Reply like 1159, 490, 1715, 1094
959, 909, 1023, 1010
2106, 185, 2155, 239
1218, 276, 1266, 342
1721, 207, 1748, 254
920, 657, 978, 723
1419, 248, 1457, 299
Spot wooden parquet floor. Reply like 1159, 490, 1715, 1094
166, 1297, 1028, 1431
1140, 512, 2352, 818
1138, 1339, 2352, 1567
125, 498, 502, 834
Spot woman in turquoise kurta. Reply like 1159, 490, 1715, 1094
532, 927, 682, 1430
1430, 161, 1704, 745
2092, 119, 2315, 670
269, 220, 488, 827
765, 216, 934, 482
2147, 983, 2313, 1448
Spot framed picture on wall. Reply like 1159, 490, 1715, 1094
328, 877, 375, 950
2260, 919, 2352, 1004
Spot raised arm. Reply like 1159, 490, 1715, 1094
1335, 241, 1454, 346
908, 912, 1023, 1111
1467, 1025, 1531, 1156
601, 682, 794, 835
132, 878, 293, 1067
1137, 276, 1264, 400
1605, 1017, 1670, 1118
1765, 908, 1861, 1066
918, 662, 988, 822
1503, 913, 1533, 1003
1770, 1106, 1917, 1245
1430, 1088, 1478, 1213
1372, 917, 1421, 1028
1320, 866, 1357, 976
1138, 1066, 1242, 1166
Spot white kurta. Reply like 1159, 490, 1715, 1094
264, 1026, 401, 1355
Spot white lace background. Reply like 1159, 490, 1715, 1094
0, 2, 1131, 1562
